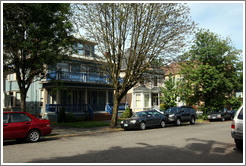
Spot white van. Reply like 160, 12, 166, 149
231, 106, 243, 150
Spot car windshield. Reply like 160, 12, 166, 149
165, 108, 176, 114
132, 112, 147, 117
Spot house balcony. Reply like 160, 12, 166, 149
46, 71, 110, 84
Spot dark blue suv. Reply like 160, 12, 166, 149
164, 106, 196, 126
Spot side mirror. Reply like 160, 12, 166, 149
147, 115, 151, 118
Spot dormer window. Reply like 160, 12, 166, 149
74, 42, 95, 57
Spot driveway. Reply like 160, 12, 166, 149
3, 121, 243, 163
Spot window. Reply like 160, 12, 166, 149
153, 111, 161, 117
10, 113, 31, 123
154, 76, 158, 87
84, 45, 91, 56
3, 114, 8, 124
77, 43, 84, 55
136, 94, 141, 108
238, 108, 243, 120
8, 73, 16, 81
57, 63, 69, 72
71, 64, 81, 73
81, 65, 87, 73
144, 94, 149, 107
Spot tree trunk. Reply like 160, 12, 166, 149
20, 90, 27, 112
110, 94, 120, 128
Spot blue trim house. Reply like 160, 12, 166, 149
3, 36, 114, 121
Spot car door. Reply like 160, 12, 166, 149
3, 113, 10, 140
146, 111, 155, 126
5, 113, 32, 140
152, 111, 162, 125
180, 108, 187, 122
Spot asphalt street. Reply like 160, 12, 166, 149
2, 121, 243, 164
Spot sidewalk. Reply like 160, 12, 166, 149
47, 125, 122, 138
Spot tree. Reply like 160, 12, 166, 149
160, 74, 179, 110
3, 3, 74, 112
180, 29, 242, 108
73, 3, 195, 127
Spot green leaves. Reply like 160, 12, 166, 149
3, 3, 74, 111
180, 29, 242, 108
160, 74, 179, 110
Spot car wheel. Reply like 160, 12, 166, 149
235, 139, 243, 150
140, 122, 146, 130
176, 118, 181, 126
27, 130, 40, 143
160, 120, 166, 128
190, 117, 195, 125
221, 117, 225, 121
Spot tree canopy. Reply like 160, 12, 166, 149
180, 29, 242, 108
73, 3, 195, 127
3, 3, 74, 111
160, 74, 180, 110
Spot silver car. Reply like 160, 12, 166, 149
231, 106, 243, 150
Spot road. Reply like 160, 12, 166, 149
3, 121, 243, 164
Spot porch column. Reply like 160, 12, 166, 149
3, 74, 6, 108
141, 92, 144, 110
56, 90, 61, 104
42, 89, 48, 113
149, 91, 152, 108
106, 89, 109, 104
85, 88, 88, 104
132, 93, 135, 112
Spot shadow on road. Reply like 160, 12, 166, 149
29, 138, 243, 163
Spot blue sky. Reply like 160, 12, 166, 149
188, 2, 244, 50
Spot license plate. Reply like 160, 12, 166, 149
124, 124, 128, 127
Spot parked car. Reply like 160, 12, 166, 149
120, 110, 167, 130
231, 106, 243, 150
3, 112, 52, 143
164, 106, 196, 126
207, 108, 232, 121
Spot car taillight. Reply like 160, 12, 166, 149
231, 120, 235, 129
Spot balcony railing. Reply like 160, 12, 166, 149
46, 71, 110, 84
46, 103, 94, 119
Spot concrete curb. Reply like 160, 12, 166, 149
45, 127, 123, 139
45, 121, 210, 139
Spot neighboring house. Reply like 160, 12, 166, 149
4, 36, 114, 121
121, 66, 165, 112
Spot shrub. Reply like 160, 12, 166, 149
160, 103, 166, 110
120, 107, 131, 118
67, 113, 76, 122
58, 106, 67, 123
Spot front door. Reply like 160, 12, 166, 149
152, 94, 158, 107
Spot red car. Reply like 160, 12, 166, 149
3, 112, 52, 142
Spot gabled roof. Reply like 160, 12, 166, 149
133, 85, 150, 92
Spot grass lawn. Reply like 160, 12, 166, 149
51, 121, 110, 128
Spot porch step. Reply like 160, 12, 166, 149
93, 113, 112, 121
